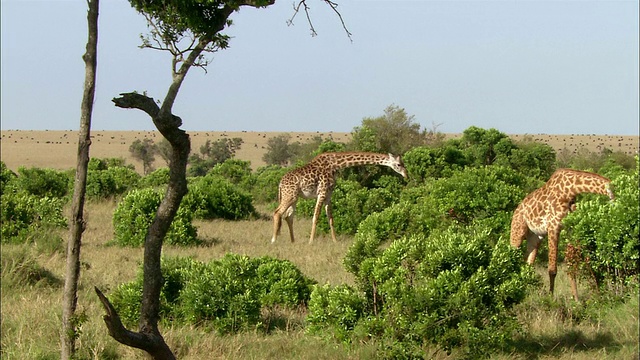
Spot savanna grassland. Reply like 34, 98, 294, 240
1, 130, 638, 173
1, 130, 639, 359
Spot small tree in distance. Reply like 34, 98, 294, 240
129, 138, 158, 174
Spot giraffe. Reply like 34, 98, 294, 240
510, 168, 614, 300
271, 152, 408, 244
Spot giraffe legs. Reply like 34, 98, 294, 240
525, 231, 543, 265
272, 198, 297, 244
325, 201, 337, 243
309, 194, 326, 244
547, 227, 560, 295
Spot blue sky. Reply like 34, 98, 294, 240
1, 0, 638, 135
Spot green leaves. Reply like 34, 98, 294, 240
112, 188, 199, 246
562, 166, 639, 293
110, 254, 315, 333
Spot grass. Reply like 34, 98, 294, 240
1, 200, 638, 359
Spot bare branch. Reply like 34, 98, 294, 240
288, 0, 352, 40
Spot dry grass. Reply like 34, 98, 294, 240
1, 200, 638, 359
1, 130, 638, 174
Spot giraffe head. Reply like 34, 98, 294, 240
386, 153, 408, 179
605, 183, 615, 202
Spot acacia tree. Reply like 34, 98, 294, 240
129, 138, 158, 174
94, 1, 348, 358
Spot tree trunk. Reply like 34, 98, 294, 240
61, 0, 98, 359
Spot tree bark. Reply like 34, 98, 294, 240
61, 0, 98, 359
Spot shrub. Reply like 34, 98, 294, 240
562, 165, 639, 295
253, 256, 316, 308
252, 165, 288, 204
402, 146, 466, 182
306, 284, 367, 342
14, 167, 71, 198
86, 166, 140, 199
314, 228, 539, 358
110, 254, 316, 334
0, 192, 67, 244
112, 188, 199, 247
184, 174, 256, 220
208, 159, 254, 192
429, 166, 528, 225
88, 157, 131, 171
0, 161, 17, 195
137, 167, 170, 189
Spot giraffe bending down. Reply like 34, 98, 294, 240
510, 168, 614, 300
271, 152, 408, 244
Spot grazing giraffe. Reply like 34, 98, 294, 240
510, 168, 614, 300
272, 152, 408, 244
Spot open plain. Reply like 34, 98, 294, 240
1, 130, 638, 173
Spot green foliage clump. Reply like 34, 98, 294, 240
184, 174, 256, 220
402, 145, 466, 182
208, 159, 254, 192
311, 228, 539, 358
428, 166, 530, 231
0, 161, 17, 195
562, 163, 639, 295
14, 167, 71, 198
307, 284, 367, 342
137, 167, 170, 189
251, 165, 288, 204
112, 188, 199, 247
0, 192, 67, 244
109, 254, 315, 334
86, 165, 141, 199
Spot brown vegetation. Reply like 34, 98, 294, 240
2, 130, 637, 174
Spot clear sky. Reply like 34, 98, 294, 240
1, 0, 638, 135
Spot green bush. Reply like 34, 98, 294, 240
184, 174, 256, 220
137, 167, 170, 189
86, 166, 141, 199
253, 256, 316, 308
251, 165, 288, 204
402, 145, 466, 182
112, 188, 199, 247
208, 159, 255, 192
562, 164, 639, 295
429, 166, 528, 225
109, 256, 208, 327
0, 161, 17, 195
88, 157, 132, 171
312, 228, 539, 358
0, 192, 67, 243
14, 167, 71, 198
110, 254, 315, 334
307, 284, 367, 342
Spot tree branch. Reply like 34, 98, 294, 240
288, 0, 352, 40
95, 287, 176, 360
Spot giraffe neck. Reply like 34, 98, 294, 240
318, 152, 393, 171
548, 168, 612, 199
